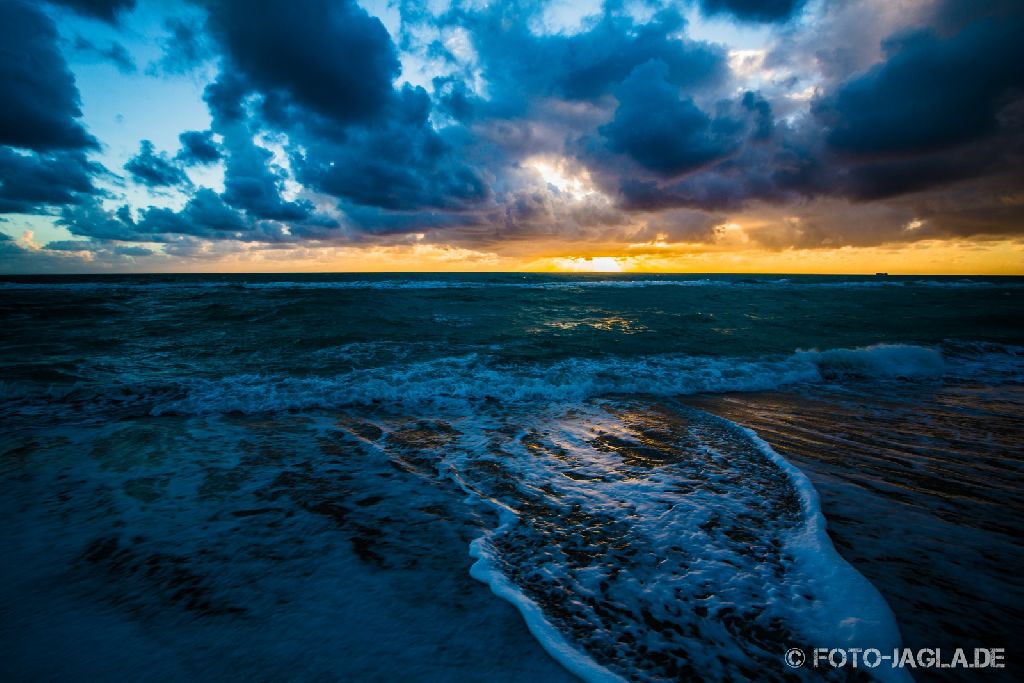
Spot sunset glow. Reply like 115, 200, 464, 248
1, 0, 1021, 274
2, 2, 1022, 680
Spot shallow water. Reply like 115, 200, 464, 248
1, 273, 1021, 681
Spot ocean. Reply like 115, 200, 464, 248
1, 273, 1021, 681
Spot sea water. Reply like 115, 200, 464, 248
1, 273, 1021, 681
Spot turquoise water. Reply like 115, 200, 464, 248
1, 274, 1022, 681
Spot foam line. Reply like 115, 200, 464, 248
469, 533, 626, 683
730, 419, 913, 683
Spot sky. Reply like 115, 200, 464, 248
1, 0, 1022, 274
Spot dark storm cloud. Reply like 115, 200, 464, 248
10, 0, 1021, 260
47, 0, 135, 23
292, 86, 489, 212
598, 60, 742, 177
0, 1, 96, 152
139, 188, 248, 235
335, 203, 487, 238
700, 0, 807, 23
59, 190, 295, 244
596, 6, 1024, 224
58, 201, 142, 241
0, 147, 102, 214
816, 20, 1024, 157
461, 7, 727, 113
926, 0, 1023, 33
176, 130, 222, 165
190, 1, 493, 224
124, 140, 191, 188
741, 92, 774, 141
220, 128, 313, 221
196, 71, 318, 223
203, 71, 250, 124
138, 186, 331, 243
201, 0, 400, 125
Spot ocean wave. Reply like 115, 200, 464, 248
150, 343, 958, 415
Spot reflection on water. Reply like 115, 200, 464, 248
1, 273, 1021, 681
539, 316, 649, 334
686, 382, 1024, 682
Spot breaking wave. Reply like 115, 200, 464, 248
146, 343, 960, 416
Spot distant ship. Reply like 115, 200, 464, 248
875, 272, 889, 276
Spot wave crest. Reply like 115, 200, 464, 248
151, 343, 955, 415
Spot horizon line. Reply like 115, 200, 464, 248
3, 271, 1023, 277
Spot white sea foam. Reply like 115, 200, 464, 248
739, 424, 910, 683
451, 401, 910, 681
468, 524, 626, 683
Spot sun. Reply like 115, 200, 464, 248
551, 256, 630, 272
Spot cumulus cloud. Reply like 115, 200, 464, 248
0, 1, 96, 152
598, 60, 742, 177
124, 140, 191, 188
292, 86, 490, 212
202, 0, 400, 125
0, 147, 102, 214
2, 0, 1023, 268
816, 20, 1024, 157
462, 7, 728, 110
176, 130, 222, 165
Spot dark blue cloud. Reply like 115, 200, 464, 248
203, 71, 250, 124
47, 0, 135, 23
176, 130, 222, 165
139, 188, 248, 235
598, 61, 741, 177
124, 140, 191, 188
741, 91, 774, 140
202, 0, 400, 125
114, 245, 153, 256
292, 86, 490, 212
463, 8, 727, 113
432, 77, 477, 124
198, 71, 317, 222
0, 1, 95, 152
700, 0, 808, 23
8, 0, 1023, 257
59, 190, 295, 243
838, 148, 998, 201
817, 19, 1024, 156
334, 203, 487, 238
44, 239, 98, 251
0, 147, 102, 214
59, 201, 141, 241
220, 128, 312, 221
